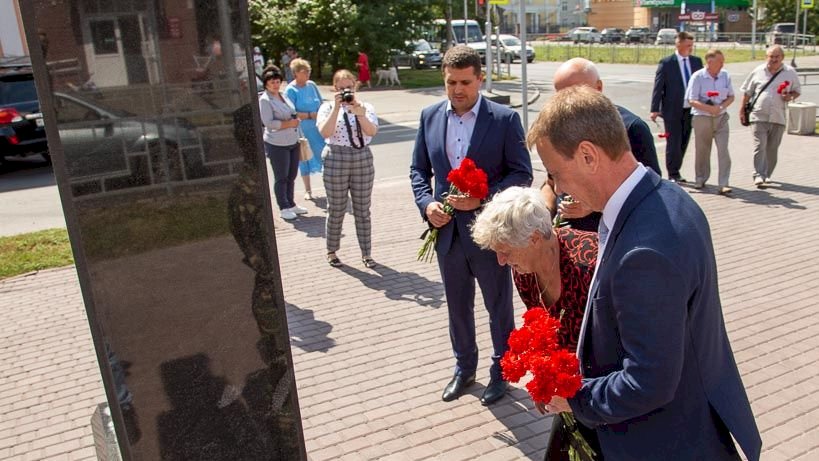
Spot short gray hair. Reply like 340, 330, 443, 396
471, 186, 552, 250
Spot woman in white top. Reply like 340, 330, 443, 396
317, 69, 379, 268
258, 66, 308, 220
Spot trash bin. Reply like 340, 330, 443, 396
787, 102, 817, 135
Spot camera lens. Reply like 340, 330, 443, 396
341, 89, 354, 103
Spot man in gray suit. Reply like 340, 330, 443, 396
529, 86, 761, 461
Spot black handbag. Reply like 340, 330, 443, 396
742, 69, 783, 126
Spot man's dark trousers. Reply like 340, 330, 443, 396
437, 225, 514, 382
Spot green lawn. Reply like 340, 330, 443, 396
533, 43, 817, 65
0, 228, 74, 279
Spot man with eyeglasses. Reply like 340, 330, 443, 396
739, 45, 801, 188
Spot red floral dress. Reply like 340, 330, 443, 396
512, 227, 598, 350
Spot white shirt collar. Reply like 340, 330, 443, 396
600, 163, 648, 233
675, 51, 688, 62
446, 94, 483, 118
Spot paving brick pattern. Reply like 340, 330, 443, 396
2, 114, 818, 460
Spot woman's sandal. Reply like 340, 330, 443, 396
362, 257, 377, 269
327, 253, 342, 268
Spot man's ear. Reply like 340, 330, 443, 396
575, 140, 601, 174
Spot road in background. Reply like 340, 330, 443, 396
2, 56, 817, 236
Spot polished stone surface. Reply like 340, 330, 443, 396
22, 1, 304, 459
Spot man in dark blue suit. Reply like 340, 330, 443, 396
651, 31, 702, 183
531, 86, 761, 461
410, 45, 532, 405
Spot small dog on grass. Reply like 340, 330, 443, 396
375, 66, 400, 86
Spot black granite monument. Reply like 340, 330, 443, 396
21, 1, 306, 459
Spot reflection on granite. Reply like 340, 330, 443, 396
22, 0, 305, 459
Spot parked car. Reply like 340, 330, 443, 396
766, 23, 795, 46
52, 92, 206, 184
600, 28, 625, 43
488, 34, 535, 63
625, 26, 650, 44
392, 39, 442, 69
0, 57, 48, 167
571, 27, 602, 44
655, 28, 678, 45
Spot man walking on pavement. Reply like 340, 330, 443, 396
739, 45, 801, 188
651, 31, 703, 183
410, 45, 532, 406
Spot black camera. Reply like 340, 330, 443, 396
341, 88, 354, 103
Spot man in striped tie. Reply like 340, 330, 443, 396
650, 31, 703, 184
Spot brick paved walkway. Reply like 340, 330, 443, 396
2, 113, 819, 460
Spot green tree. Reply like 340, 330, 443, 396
250, 0, 440, 79
249, 0, 358, 79
761, 0, 818, 36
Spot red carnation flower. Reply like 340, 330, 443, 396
706, 90, 720, 97
502, 307, 596, 460
418, 157, 490, 262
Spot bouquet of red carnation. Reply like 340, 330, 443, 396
706, 90, 720, 97
502, 307, 596, 461
417, 158, 489, 262
777, 81, 790, 94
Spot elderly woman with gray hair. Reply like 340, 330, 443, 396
471, 186, 602, 461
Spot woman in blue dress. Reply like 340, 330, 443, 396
285, 58, 325, 200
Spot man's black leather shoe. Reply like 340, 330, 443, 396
480, 379, 508, 406
441, 374, 476, 402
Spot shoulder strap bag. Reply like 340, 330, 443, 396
742, 69, 783, 126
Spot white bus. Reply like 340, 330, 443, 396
429, 19, 486, 61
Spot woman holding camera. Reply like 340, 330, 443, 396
317, 69, 379, 268
258, 66, 308, 220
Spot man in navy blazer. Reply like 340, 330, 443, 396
651, 31, 703, 183
410, 46, 532, 405
531, 86, 761, 460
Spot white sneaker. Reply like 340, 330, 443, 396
754, 176, 765, 187
280, 209, 297, 220
304, 191, 313, 200
290, 204, 308, 215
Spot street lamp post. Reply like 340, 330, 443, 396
792, 0, 800, 67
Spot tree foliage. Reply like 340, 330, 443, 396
250, 0, 441, 79
761, 0, 818, 36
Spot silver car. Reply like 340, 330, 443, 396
571, 27, 602, 44
655, 28, 678, 45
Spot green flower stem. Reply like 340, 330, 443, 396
417, 184, 458, 263
560, 412, 597, 461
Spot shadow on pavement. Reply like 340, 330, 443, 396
768, 181, 819, 197
287, 215, 326, 239
0, 156, 55, 193
285, 302, 336, 353
731, 185, 808, 210
338, 262, 444, 308
487, 389, 548, 461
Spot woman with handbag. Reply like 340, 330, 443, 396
285, 58, 325, 201
317, 69, 379, 269
258, 66, 308, 220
